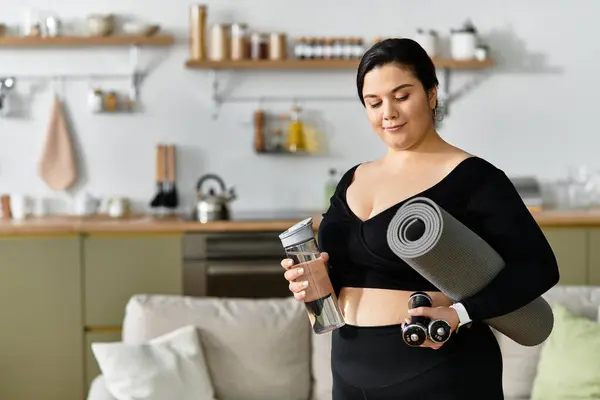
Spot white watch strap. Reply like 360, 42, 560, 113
450, 302, 472, 330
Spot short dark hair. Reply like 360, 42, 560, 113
356, 38, 439, 111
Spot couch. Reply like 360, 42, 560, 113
87, 285, 600, 400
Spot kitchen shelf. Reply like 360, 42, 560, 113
185, 58, 494, 70
256, 148, 317, 156
0, 34, 175, 48
187, 56, 495, 119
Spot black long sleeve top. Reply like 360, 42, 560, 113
317, 156, 560, 322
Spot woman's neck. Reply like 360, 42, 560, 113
384, 128, 448, 166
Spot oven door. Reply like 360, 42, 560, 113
184, 259, 291, 298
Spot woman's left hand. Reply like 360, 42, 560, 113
407, 306, 460, 350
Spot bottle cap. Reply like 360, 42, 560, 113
279, 217, 314, 248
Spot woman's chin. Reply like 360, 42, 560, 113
381, 134, 413, 151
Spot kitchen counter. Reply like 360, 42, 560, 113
1, 208, 600, 235
529, 208, 600, 227
0, 214, 315, 235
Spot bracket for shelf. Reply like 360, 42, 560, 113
209, 69, 223, 120
207, 69, 355, 120
439, 66, 493, 117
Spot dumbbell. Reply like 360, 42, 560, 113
402, 291, 452, 347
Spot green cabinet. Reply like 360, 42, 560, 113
83, 233, 184, 327
0, 235, 83, 400
586, 229, 600, 286
0, 232, 185, 399
542, 228, 588, 285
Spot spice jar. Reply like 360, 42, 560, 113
250, 33, 268, 60
230, 23, 248, 60
294, 37, 307, 59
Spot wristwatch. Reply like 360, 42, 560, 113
449, 302, 472, 332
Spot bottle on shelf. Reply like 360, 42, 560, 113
286, 106, 306, 152
254, 109, 265, 152
324, 168, 339, 208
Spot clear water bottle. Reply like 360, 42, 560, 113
279, 217, 345, 334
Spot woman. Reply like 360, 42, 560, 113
281, 38, 559, 399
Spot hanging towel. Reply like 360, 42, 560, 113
38, 94, 78, 191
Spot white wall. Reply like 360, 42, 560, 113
0, 0, 595, 215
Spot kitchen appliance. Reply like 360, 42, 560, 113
183, 231, 290, 298
194, 174, 236, 223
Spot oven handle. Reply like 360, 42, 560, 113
206, 264, 283, 276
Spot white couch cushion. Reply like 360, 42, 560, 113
499, 285, 600, 399
310, 331, 332, 400
87, 375, 117, 400
92, 325, 216, 400
122, 295, 311, 400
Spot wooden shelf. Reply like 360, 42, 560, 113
185, 58, 494, 70
0, 35, 175, 47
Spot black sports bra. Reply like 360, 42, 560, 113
318, 157, 487, 295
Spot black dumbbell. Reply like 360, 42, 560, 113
402, 292, 452, 347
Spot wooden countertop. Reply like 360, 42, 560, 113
529, 208, 600, 227
0, 215, 311, 235
1, 208, 600, 235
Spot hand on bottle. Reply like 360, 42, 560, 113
404, 306, 460, 350
280, 252, 329, 301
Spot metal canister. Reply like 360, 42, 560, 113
230, 23, 248, 60
268, 33, 287, 60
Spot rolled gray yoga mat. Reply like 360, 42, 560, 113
386, 196, 553, 347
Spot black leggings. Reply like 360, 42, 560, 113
331, 322, 504, 400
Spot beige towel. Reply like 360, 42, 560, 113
38, 95, 78, 190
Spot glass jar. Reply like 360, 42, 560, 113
268, 32, 287, 60
230, 23, 248, 60
250, 33, 268, 60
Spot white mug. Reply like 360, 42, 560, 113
10, 194, 29, 220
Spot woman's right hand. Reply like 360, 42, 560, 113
281, 252, 329, 301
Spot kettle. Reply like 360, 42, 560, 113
194, 174, 236, 223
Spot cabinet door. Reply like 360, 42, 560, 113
0, 235, 83, 400
542, 228, 588, 285
587, 229, 600, 286
84, 234, 183, 327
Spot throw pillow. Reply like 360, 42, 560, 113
531, 303, 600, 399
92, 325, 216, 400
122, 295, 312, 400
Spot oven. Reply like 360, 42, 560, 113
183, 231, 291, 298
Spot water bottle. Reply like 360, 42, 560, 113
279, 217, 345, 334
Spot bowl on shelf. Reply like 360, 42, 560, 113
87, 14, 115, 36
122, 21, 160, 36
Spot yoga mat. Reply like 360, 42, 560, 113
386, 196, 553, 347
